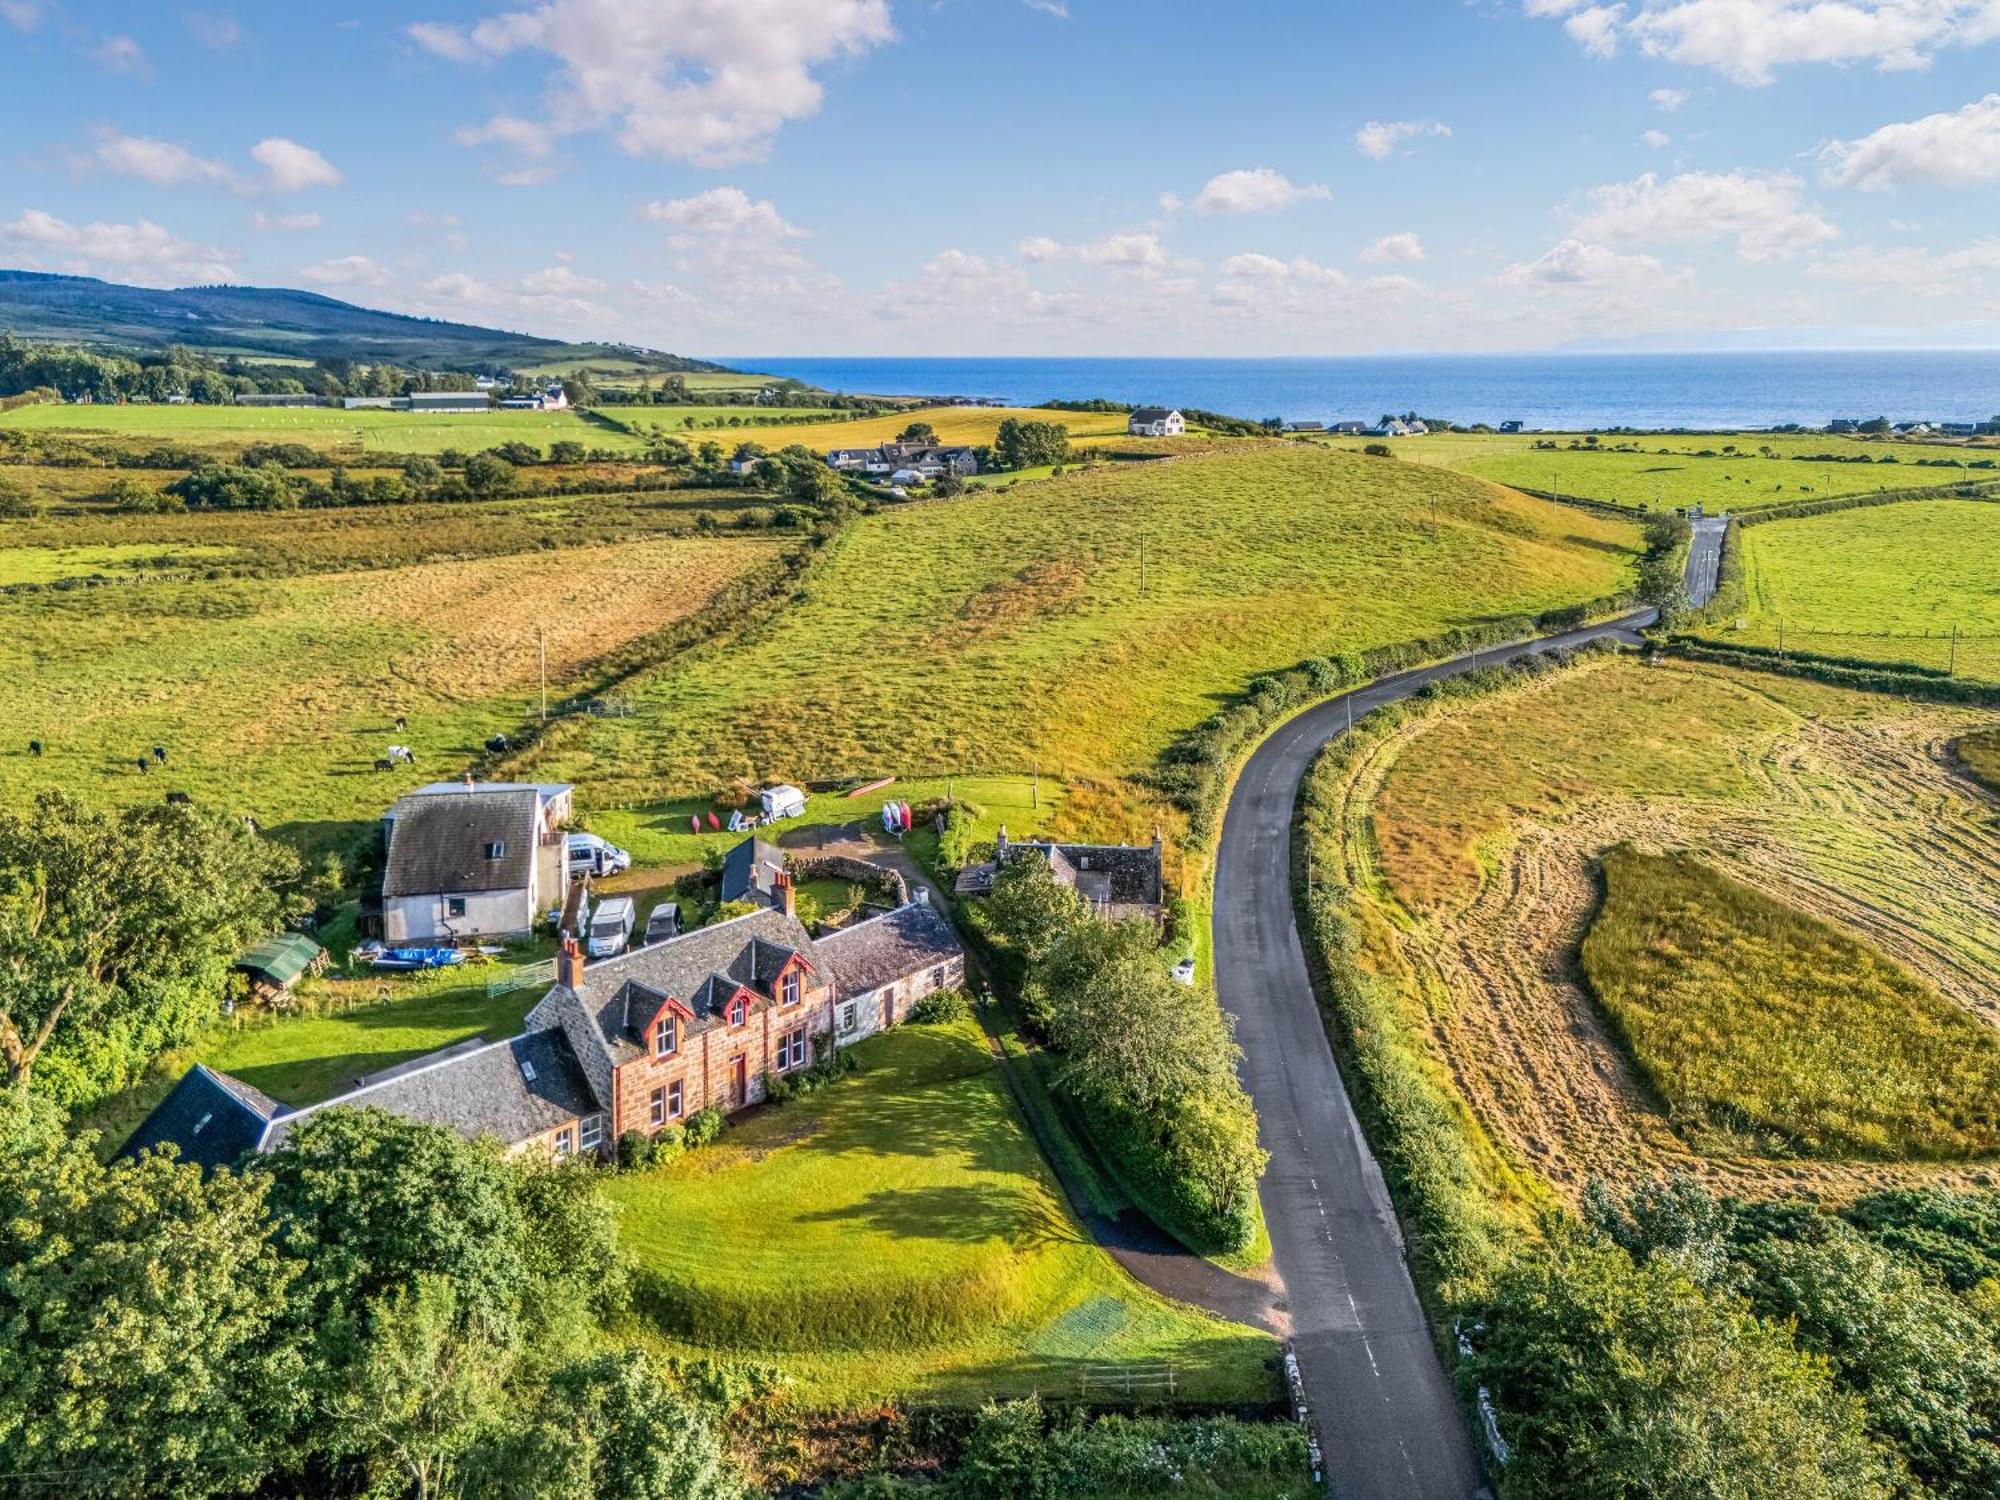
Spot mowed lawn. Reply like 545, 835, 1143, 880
0, 534, 782, 849
1583, 846, 2000, 1160
607, 1017, 1277, 1405
1, 401, 646, 456
1701, 500, 2000, 681
533, 443, 1641, 808
1318, 431, 1997, 512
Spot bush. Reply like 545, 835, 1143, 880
1363, 442, 1393, 457
683, 1106, 726, 1148
910, 988, 971, 1025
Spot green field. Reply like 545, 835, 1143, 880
524, 443, 1641, 820
1583, 846, 2000, 1160
1, 401, 646, 456
1695, 500, 2000, 680
607, 1016, 1277, 1405
1316, 430, 1998, 513
1961, 727, 2000, 792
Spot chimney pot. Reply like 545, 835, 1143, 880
556, 935, 585, 990
774, 869, 795, 918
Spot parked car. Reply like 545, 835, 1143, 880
586, 896, 636, 958
567, 832, 631, 879
644, 901, 681, 945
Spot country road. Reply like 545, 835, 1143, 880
1686, 515, 1728, 609
1210, 607, 1657, 1500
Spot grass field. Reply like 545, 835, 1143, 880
611, 404, 1136, 454
1345, 655, 2000, 1193
522, 443, 1641, 821
1, 401, 646, 456
607, 1016, 1277, 1405
1582, 845, 2000, 1160
1960, 727, 2000, 792
1693, 500, 2000, 681
0, 534, 783, 850
1315, 430, 1998, 513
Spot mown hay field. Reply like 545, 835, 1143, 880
526, 444, 1642, 817
1583, 845, 2000, 1161
1962, 727, 2000, 792
0, 401, 646, 456
1695, 500, 2000, 681
0, 534, 783, 847
608, 1017, 1277, 1405
612, 403, 1137, 454
1317, 430, 1997, 512
1346, 654, 2000, 1193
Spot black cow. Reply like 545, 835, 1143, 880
374, 757, 395, 772
165, 791, 192, 806
27, 740, 41, 757
136, 755, 150, 775
485, 734, 509, 753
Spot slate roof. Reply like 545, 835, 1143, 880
384, 787, 539, 897
118, 1065, 282, 1173
554, 907, 824, 1063
1130, 407, 1177, 423
816, 900, 964, 998
1005, 840, 1162, 908
262, 1029, 599, 1151
720, 836, 785, 904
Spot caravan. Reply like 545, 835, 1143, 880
760, 784, 808, 822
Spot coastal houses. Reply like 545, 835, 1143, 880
380, 781, 573, 944
1128, 407, 1185, 437
957, 827, 1167, 926
825, 441, 980, 480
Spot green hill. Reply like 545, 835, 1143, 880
0, 269, 727, 376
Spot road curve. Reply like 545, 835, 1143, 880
1211, 608, 1656, 1500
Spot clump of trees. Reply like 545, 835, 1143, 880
993, 418, 1071, 471
985, 854, 1266, 1253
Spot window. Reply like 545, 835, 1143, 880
446, 896, 467, 918
649, 1087, 665, 1126
579, 1114, 602, 1150
669, 1080, 684, 1118
779, 1027, 808, 1070
782, 969, 801, 1006
653, 1016, 677, 1056
485, 840, 506, 860
840, 1003, 857, 1034
930, 965, 947, 989
729, 999, 746, 1027
553, 1127, 574, 1159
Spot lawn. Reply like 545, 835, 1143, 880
0, 533, 784, 855
1692, 500, 2000, 681
1582, 846, 2000, 1160
1961, 727, 2000, 792
0, 401, 646, 456
1316, 430, 1998, 513
606, 1016, 1278, 1405
526, 443, 1641, 819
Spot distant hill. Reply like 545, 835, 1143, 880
0, 270, 729, 376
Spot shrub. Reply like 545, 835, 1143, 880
910, 988, 971, 1025
1363, 442, 1393, 457
683, 1106, 726, 1148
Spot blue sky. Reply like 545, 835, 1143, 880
2, 0, 1998, 356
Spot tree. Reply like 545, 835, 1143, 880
898, 420, 938, 445
475, 1353, 750, 1500
994, 418, 1070, 471
463, 451, 517, 495
934, 470, 966, 498
402, 453, 443, 485
984, 851, 1087, 973
0, 1089, 299, 1498
0, 792, 298, 1103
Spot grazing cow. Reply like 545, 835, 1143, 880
374, 757, 395, 772
485, 734, 508, 753
165, 791, 191, 806
27, 740, 40, 757
386, 745, 415, 765
394, 715, 407, 732
152, 745, 168, 764
136, 755, 150, 775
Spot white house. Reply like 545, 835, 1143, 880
815, 897, 965, 1043
381, 782, 573, 943
1128, 407, 1185, 438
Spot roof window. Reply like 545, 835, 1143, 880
520, 1059, 537, 1081
486, 840, 506, 859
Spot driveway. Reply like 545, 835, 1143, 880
1212, 609, 1656, 1500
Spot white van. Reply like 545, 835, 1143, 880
566, 832, 631, 880
586, 896, 636, 958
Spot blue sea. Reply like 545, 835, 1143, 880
729, 353, 2000, 431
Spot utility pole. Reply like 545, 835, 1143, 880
1345, 695, 1354, 737
1778, 618, 1786, 662
1139, 534, 1146, 597
538, 626, 548, 721
1032, 757, 1039, 811
1950, 622, 1959, 677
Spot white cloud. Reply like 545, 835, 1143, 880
1650, 86, 1689, 110
93, 132, 235, 189
1355, 119, 1452, 160
1495, 237, 1689, 290
0, 209, 235, 283
251, 138, 342, 193
408, 0, 896, 167
1022, 0, 1069, 14
1808, 238, 2000, 297
1177, 167, 1331, 214
1642, 128, 1672, 148
1360, 232, 1426, 263
92, 33, 148, 76
1529, 0, 2000, 85
641, 188, 834, 309
252, 211, 321, 232
1219, 252, 1347, 285
0, 1, 44, 32
1015, 230, 1196, 272
301, 254, 391, 287
1572, 169, 1838, 262
453, 114, 559, 184
644, 186, 806, 246
184, 10, 241, 49
1821, 95, 2000, 190
1016, 235, 1064, 263
519, 264, 607, 295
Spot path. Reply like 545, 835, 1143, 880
1212, 608, 1656, 1500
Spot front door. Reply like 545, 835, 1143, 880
730, 1055, 747, 1108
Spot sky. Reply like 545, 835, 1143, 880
2, 0, 2000, 358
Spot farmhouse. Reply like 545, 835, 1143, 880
499, 385, 569, 411
380, 781, 573, 944
825, 442, 980, 479
124, 883, 967, 1170
1329, 421, 1370, 436
1499, 420, 1525, 434
956, 827, 1167, 925
720, 835, 787, 905
1128, 407, 1185, 438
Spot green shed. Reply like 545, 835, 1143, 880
234, 932, 325, 1000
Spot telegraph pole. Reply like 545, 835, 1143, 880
1950, 623, 1960, 677
538, 626, 548, 721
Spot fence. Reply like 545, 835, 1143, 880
1076, 1364, 1178, 1398
486, 957, 555, 999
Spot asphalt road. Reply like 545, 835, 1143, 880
1211, 608, 1656, 1500
1685, 516, 1728, 608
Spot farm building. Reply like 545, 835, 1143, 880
233, 931, 325, 1004
379, 781, 573, 944
499, 385, 568, 411
122, 888, 966, 1172
234, 393, 324, 408
1128, 407, 1185, 438
824, 442, 979, 479
721, 836, 787, 906
404, 391, 491, 412
957, 827, 1167, 925
1329, 421, 1370, 435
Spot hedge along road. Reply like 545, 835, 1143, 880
1211, 604, 1659, 1500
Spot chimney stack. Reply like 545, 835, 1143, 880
556, 935, 585, 991
774, 869, 795, 919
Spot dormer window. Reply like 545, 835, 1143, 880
729, 999, 747, 1027
654, 1016, 677, 1056
485, 840, 506, 860
782, 970, 801, 1007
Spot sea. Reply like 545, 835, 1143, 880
729, 352, 2000, 432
